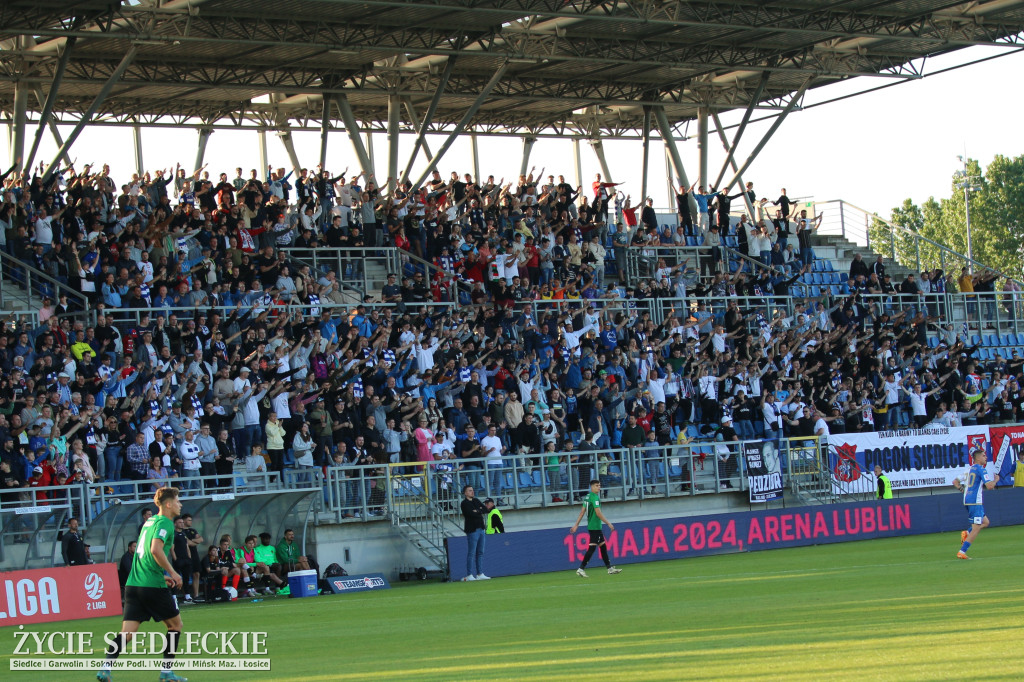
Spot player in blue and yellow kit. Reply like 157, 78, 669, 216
952, 449, 997, 560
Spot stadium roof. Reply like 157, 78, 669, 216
1, 0, 1023, 139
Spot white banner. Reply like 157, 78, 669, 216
826, 425, 990, 494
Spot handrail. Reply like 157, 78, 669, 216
815, 198, 1024, 288
0, 250, 90, 312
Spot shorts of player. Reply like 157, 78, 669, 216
966, 504, 986, 527
123, 585, 180, 624
588, 530, 606, 546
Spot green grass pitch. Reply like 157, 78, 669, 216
3, 526, 1023, 681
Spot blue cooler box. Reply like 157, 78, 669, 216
287, 569, 318, 598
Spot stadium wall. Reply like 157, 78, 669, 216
446, 489, 1024, 581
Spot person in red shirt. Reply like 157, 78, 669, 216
592, 173, 621, 220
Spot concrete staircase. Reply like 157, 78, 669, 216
812, 233, 917, 285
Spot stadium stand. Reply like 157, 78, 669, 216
0, 161, 1020, 575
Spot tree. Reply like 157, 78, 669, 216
881, 156, 1024, 281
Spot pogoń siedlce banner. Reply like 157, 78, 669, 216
826, 425, 989, 494
0, 563, 122, 626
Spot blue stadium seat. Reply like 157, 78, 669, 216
841, 283, 851, 295
831, 285, 843, 296
824, 260, 834, 271
801, 272, 813, 283
986, 334, 999, 347
839, 272, 849, 282
790, 284, 804, 297
809, 286, 820, 297
686, 236, 696, 246
971, 334, 982, 346
1003, 333, 1017, 346
928, 337, 939, 348
519, 472, 534, 489
531, 470, 544, 488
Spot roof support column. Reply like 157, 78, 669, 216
589, 138, 612, 183
653, 106, 696, 215
277, 130, 302, 174
711, 111, 755, 219
365, 130, 375, 177
640, 106, 652, 202
664, 146, 675, 213
401, 57, 456, 184
697, 106, 709, 189
11, 80, 27, 173
319, 95, 332, 171
387, 93, 401, 193
257, 129, 268, 174
25, 37, 75, 173
194, 126, 212, 172
573, 138, 582, 189
402, 98, 432, 160
470, 133, 480, 183
335, 92, 374, 175
723, 79, 811, 192
32, 90, 71, 167
132, 123, 144, 176
713, 71, 768, 190
43, 45, 136, 180
411, 61, 508, 190
519, 136, 536, 178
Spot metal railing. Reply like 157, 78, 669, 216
0, 250, 90, 314
814, 199, 1024, 289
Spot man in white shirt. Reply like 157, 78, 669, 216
480, 425, 505, 502
178, 430, 202, 491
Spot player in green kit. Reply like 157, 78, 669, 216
570, 480, 622, 577
98, 487, 187, 682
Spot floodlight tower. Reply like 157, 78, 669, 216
953, 155, 983, 272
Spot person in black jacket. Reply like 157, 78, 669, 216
460, 485, 489, 581
61, 516, 88, 566
118, 540, 137, 601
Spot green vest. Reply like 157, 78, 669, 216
486, 508, 503, 534
878, 473, 893, 499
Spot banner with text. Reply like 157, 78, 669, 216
446, 489, 1024, 581
826, 425, 988, 494
0, 563, 121, 626
743, 440, 783, 503
988, 425, 1024, 486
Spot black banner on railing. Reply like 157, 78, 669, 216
744, 440, 783, 503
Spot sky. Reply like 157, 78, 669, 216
4, 44, 1024, 224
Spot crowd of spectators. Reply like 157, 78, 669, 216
0, 158, 1021, 513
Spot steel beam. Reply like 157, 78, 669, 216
590, 138, 612, 184
278, 130, 302, 174
573, 138, 582, 189
722, 80, 812, 192
335, 92, 374, 175
410, 62, 508, 190
711, 111, 755, 219
387, 93, 400, 193
31, 90, 71, 167
697, 106, 709, 189
258, 129, 268, 172
712, 71, 769, 190
194, 126, 212, 171
401, 56, 455, 184
470, 133, 480, 183
653, 106, 697, 215
640, 106, 651, 202
519, 136, 536, 178
42, 45, 136, 180
132, 124, 144, 176
25, 36, 76, 173
664, 146, 675, 213
365, 130, 375, 177
401, 97, 432, 161
11, 80, 27, 173
319, 95, 331, 171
